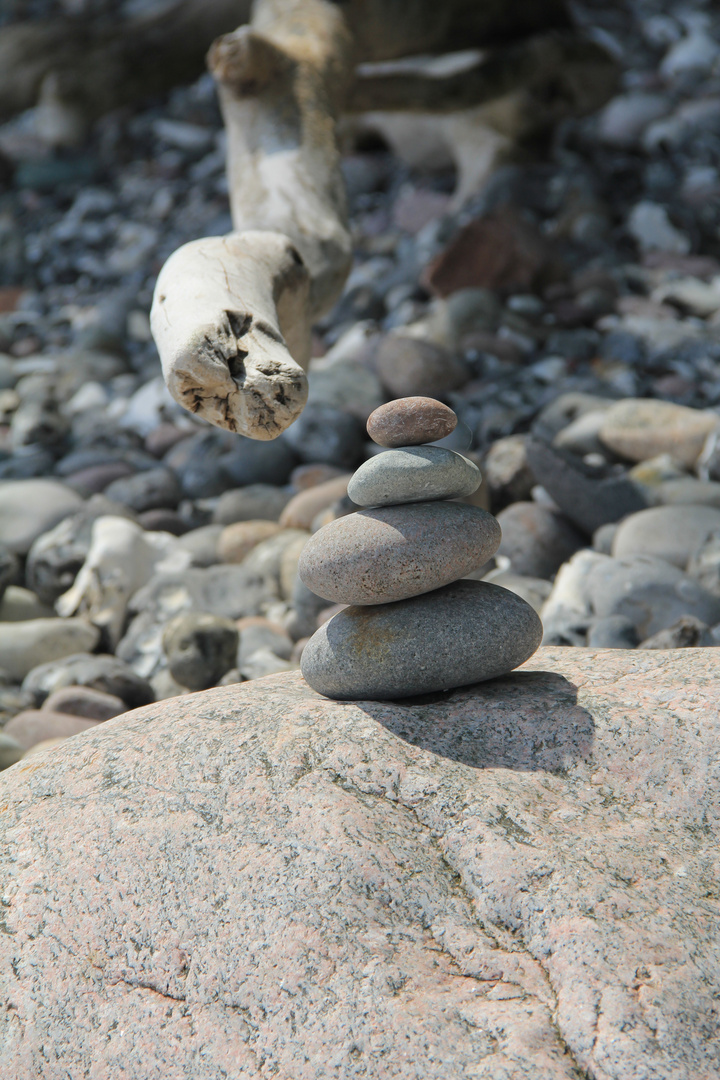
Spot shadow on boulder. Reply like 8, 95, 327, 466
359, 668, 594, 772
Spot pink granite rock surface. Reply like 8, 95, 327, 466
1, 648, 719, 1079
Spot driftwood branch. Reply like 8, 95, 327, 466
146, 0, 616, 440
151, 231, 311, 440
0, 1, 251, 123
208, 0, 353, 316
348, 33, 618, 116
151, 0, 351, 439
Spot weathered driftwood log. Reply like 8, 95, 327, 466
0, 1, 251, 123
151, 0, 351, 439
349, 31, 619, 205
152, 231, 311, 439
348, 32, 617, 115
208, 0, 353, 316
0, 0, 569, 122
149, 0, 616, 440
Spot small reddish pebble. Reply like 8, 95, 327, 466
366, 397, 457, 447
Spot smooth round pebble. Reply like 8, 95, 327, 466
104, 467, 182, 512
496, 502, 585, 580
213, 485, 293, 526
0, 618, 100, 683
3, 709, 100, 751
298, 502, 501, 605
162, 613, 240, 691
0, 479, 83, 555
22, 653, 154, 710
218, 521, 283, 564
43, 685, 126, 722
599, 399, 720, 468
300, 579, 542, 700
279, 475, 350, 530
367, 396, 457, 447
375, 335, 469, 400
611, 505, 720, 569
347, 446, 480, 507
282, 404, 365, 469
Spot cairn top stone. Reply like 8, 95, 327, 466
366, 396, 457, 447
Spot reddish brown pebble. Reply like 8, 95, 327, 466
366, 397, 457, 447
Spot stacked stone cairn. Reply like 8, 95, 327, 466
299, 396, 543, 700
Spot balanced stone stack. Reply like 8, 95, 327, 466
299, 397, 542, 700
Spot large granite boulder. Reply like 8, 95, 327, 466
1, 649, 718, 1079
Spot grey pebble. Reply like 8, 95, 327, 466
22, 652, 154, 710
347, 446, 480, 507
104, 467, 182, 512
162, 613, 239, 691
612, 505, 720, 569
212, 484, 293, 525
298, 502, 501, 605
301, 580, 542, 700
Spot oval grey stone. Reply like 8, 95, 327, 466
298, 502, 501, 605
301, 580, 543, 700
347, 446, 480, 507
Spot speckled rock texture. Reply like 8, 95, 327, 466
298, 502, 501, 605
1, 649, 718, 1079
366, 397, 457, 447
347, 446, 481, 507
301, 580, 542, 699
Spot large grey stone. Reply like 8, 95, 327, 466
1, 649, 718, 1079
22, 652, 154, 709
0, 479, 83, 555
301, 580, 542, 699
527, 439, 650, 535
347, 446, 480, 507
612, 505, 720, 569
599, 398, 720, 468
496, 502, 585, 580
0, 618, 100, 682
542, 550, 720, 644
162, 613, 239, 691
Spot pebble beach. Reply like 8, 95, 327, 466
2, 0, 720, 762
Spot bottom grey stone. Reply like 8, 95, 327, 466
301, 579, 543, 700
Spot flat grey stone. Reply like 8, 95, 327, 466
347, 446, 480, 507
612, 505, 720, 569
298, 502, 501, 605
301, 580, 542, 700
0, 479, 83, 555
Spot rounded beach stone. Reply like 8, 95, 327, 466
279, 475, 351, 530
3, 708, 99, 751
298, 502, 501, 605
0, 479, 83, 555
347, 446, 480, 507
301, 580, 542, 700
375, 335, 469, 399
0, 618, 100, 683
162, 613, 240, 691
367, 396, 457, 448
218, 520, 283, 564
43, 685, 126, 722
611, 505, 720, 569
599, 399, 720, 468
